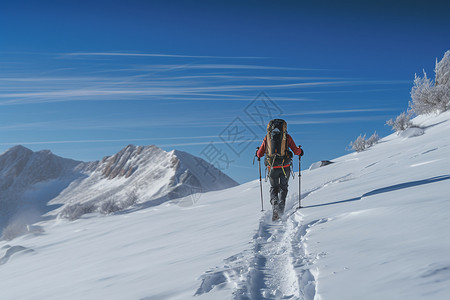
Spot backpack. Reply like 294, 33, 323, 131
264, 119, 293, 167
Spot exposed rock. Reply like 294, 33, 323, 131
309, 160, 334, 171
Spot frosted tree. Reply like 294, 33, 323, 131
386, 111, 412, 133
433, 51, 450, 111
349, 134, 367, 152
366, 132, 380, 147
410, 50, 450, 114
436, 50, 450, 86
348, 131, 380, 152
410, 72, 434, 114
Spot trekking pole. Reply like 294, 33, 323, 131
298, 154, 302, 209
254, 147, 264, 212
258, 157, 264, 211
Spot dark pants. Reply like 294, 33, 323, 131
269, 166, 290, 213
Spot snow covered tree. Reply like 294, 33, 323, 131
348, 131, 380, 152
60, 202, 97, 221
124, 189, 139, 207
349, 134, 367, 152
99, 198, 121, 215
386, 111, 412, 133
366, 132, 380, 147
410, 50, 450, 114
410, 71, 434, 114
436, 50, 450, 86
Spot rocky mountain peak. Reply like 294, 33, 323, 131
100, 144, 170, 179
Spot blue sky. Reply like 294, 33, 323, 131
0, 0, 449, 183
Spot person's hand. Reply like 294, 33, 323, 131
298, 145, 304, 156
255, 147, 261, 161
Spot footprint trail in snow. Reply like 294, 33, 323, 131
196, 194, 325, 299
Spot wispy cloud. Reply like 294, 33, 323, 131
154, 75, 348, 81
288, 115, 390, 125
0, 80, 404, 105
290, 88, 407, 95
0, 114, 388, 148
0, 121, 57, 130
63, 52, 266, 59
0, 52, 409, 107
157, 139, 261, 148
0, 137, 259, 148
135, 63, 320, 71
0, 117, 236, 131
283, 108, 397, 116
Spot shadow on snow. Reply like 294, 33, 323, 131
303, 174, 450, 209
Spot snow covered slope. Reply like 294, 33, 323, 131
0, 112, 449, 300
299, 111, 450, 300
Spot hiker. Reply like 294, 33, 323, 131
256, 119, 303, 220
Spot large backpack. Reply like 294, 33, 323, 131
265, 119, 292, 167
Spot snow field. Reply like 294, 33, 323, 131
1, 111, 449, 299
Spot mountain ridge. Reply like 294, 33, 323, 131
0, 144, 237, 230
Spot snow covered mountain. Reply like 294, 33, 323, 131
0, 111, 449, 300
0, 144, 237, 229
50, 145, 237, 219
0, 145, 86, 229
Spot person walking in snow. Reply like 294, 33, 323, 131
256, 119, 303, 220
